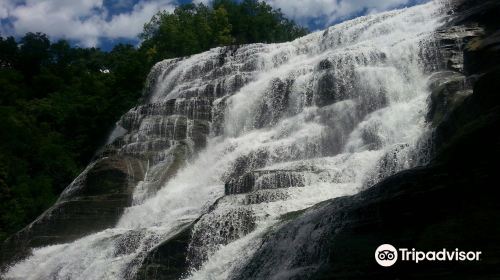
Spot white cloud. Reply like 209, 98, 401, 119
264, 0, 414, 26
102, 1, 174, 39
1, 0, 176, 47
1, 0, 426, 47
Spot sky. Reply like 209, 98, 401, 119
0, 0, 429, 51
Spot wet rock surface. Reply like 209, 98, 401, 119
133, 1, 500, 278
235, 65, 500, 278
1, 65, 214, 271
135, 225, 193, 280
1, 156, 146, 266
2, 0, 499, 278
231, 0, 500, 278
234, 146, 500, 279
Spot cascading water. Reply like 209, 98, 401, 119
3, 1, 451, 279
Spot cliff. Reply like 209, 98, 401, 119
2, 0, 499, 279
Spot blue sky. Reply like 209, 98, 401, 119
1, 0, 429, 51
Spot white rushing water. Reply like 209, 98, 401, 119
4, 1, 449, 279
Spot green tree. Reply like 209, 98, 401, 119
0, 36, 18, 69
140, 0, 308, 61
0, 34, 147, 242
213, 7, 233, 45
18, 32, 51, 81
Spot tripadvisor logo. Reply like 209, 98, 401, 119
375, 244, 482, 267
375, 244, 398, 267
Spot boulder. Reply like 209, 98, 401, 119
426, 71, 472, 126
135, 224, 193, 280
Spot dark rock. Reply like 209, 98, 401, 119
139, 143, 189, 198
119, 97, 213, 132
225, 170, 305, 195
243, 190, 290, 205
464, 30, 500, 75
435, 25, 484, 73
225, 150, 270, 181
225, 172, 256, 195
232, 1, 500, 277
187, 208, 256, 269
233, 94, 500, 279
1, 156, 146, 267
218, 45, 240, 67
433, 68, 500, 156
448, 0, 500, 31
234, 158, 500, 279
314, 72, 349, 107
135, 225, 193, 280
318, 59, 333, 70
190, 119, 210, 150
253, 78, 293, 128
211, 97, 227, 136
363, 143, 410, 188
442, 0, 500, 75
426, 71, 472, 125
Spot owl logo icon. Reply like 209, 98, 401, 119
375, 244, 398, 267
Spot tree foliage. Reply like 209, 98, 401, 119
140, 0, 308, 61
0, 34, 149, 241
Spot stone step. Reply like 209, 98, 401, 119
225, 156, 359, 196
137, 115, 188, 139
187, 207, 255, 269
120, 97, 213, 131
225, 170, 306, 195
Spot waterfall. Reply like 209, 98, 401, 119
3, 1, 449, 279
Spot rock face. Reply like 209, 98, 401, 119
233, 68, 500, 279
134, 224, 193, 280
230, 0, 500, 279
136, 1, 500, 279
1, 156, 147, 266
234, 155, 500, 279
1, 62, 213, 270
2, 0, 499, 279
